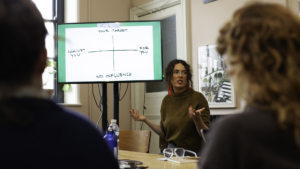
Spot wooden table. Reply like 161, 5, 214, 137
119, 150, 198, 169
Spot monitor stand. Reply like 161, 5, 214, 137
113, 82, 119, 127
101, 82, 119, 132
101, 83, 107, 132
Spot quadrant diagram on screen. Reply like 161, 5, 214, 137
88, 35, 138, 71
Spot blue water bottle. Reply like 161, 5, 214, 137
103, 126, 118, 159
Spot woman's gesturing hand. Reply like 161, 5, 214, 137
188, 106, 205, 120
129, 109, 147, 122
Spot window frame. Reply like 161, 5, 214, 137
36, 0, 64, 102
54, 0, 65, 102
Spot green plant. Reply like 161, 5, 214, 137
43, 60, 56, 86
62, 83, 72, 92
46, 60, 57, 74
43, 60, 71, 92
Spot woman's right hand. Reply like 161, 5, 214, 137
129, 109, 147, 122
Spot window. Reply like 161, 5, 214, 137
33, 0, 56, 89
33, 0, 65, 103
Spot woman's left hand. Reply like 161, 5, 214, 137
189, 106, 205, 120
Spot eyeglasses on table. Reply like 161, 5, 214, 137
163, 148, 197, 158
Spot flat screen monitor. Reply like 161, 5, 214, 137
57, 21, 162, 83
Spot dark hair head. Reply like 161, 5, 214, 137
165, 59, 193, 88
0, 0, 47, 86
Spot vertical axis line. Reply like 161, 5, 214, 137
113, 35, 115, 71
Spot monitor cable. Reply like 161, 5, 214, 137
93, 84, 103, 129
119, 83, 129, 101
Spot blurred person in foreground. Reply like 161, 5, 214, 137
0, 0, 118, 168
199, 2, 300, 169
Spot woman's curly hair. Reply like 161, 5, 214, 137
217, 2, 300, 148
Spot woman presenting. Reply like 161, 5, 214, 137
129, 59, 210, 152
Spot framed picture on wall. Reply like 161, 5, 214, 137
198, 44, 236, 108
202, 0, 217, 4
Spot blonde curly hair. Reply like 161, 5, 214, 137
217, 2, 300, 148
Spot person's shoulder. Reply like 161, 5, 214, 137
56, 104, 88, 121
162, 93, 172, 102
211, 113, 241, 131
58, 106, 98, 131
5, 98, 119, 168
61, 108, 90, 123
212, 109, 253, 126
192, 90, 204, 96
235, 106, 277, 130
203, 113, 246, 146
211, 107, 275, 133
37, 99, 100, 135
191, 89, 206, 99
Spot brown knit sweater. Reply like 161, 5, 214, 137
160, 88, 210, 150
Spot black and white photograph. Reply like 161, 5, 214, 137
198, 44, 236, 108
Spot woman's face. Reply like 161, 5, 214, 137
171, 63, 188, 93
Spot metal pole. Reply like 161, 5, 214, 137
113, 82, 119, 126
101, 83, 108, 132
